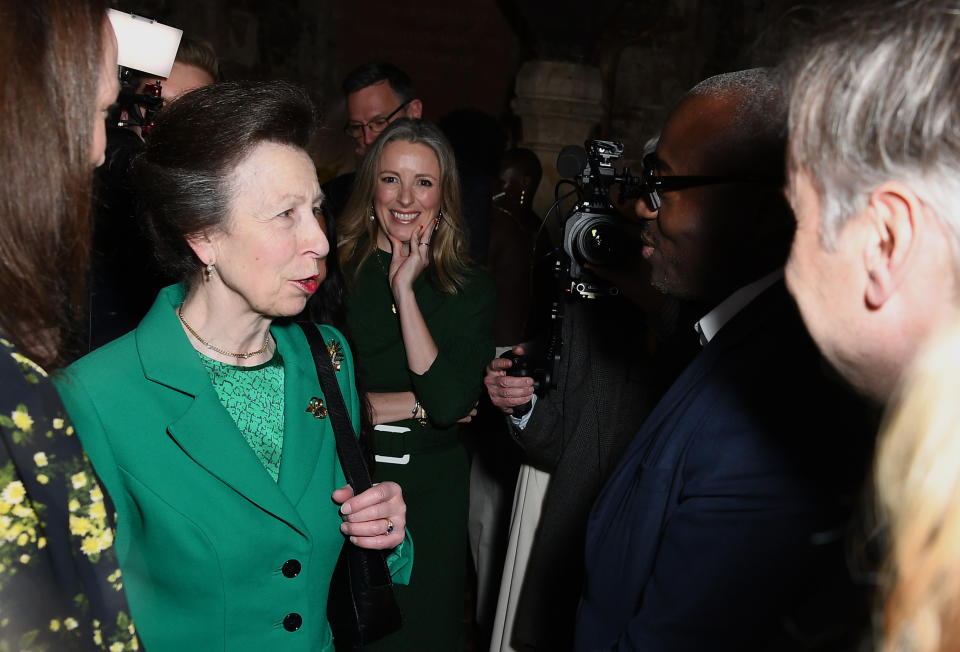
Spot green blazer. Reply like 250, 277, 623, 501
55, 285, 412, 652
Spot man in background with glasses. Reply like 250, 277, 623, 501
575, 68, 875, 651
322, 62, 423, 220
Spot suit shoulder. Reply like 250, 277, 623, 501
66, 332, 139, 378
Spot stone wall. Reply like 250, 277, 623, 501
112, 0, 836, 207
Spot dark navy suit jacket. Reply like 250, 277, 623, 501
575, 281, 873, 651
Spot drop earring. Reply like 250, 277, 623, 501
205, 263, 215, 280
520, 189, 526, 206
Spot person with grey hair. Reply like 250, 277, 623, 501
783, 0, 960, 406
573, 68, 875, 651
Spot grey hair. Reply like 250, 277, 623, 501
785, 0, 960, 252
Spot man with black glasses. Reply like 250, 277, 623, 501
322, 62, 423, 219
573, 68, 875, 651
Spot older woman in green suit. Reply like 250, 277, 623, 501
55, 80, 411, 652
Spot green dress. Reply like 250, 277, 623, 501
347, 251, 495, 651
55, 285, 412, 652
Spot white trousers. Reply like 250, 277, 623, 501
489, 464, 551, 652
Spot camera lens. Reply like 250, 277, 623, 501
567, 214, 628, 267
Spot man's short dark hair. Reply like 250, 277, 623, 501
341, 62, 415, 103
175, 34, 220, 82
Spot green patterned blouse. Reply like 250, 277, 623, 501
198, 354, 285, 481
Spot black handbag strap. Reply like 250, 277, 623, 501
298, 322, 373, 494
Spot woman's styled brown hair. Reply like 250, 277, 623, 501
134, 80, 316, 289
0, 0, 107, 367
338, 118, 472, 294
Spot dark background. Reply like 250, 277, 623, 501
114, 0, 837, 203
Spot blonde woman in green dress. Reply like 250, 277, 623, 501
338, 118, 495, 651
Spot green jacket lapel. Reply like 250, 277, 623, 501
274, 323, 337, 506
135, 285, 309, 536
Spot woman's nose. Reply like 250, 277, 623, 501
398, 183, 414, 206
304, 212, 330, 258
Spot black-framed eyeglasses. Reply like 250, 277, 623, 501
641, 152, 781, 211
344, 100, 411, 139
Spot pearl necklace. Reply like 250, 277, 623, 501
177, 305, 271, 360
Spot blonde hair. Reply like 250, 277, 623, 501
877, 314, 960, 652
337, 118, 471, 294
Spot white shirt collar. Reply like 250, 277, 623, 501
694, 268, 784, 346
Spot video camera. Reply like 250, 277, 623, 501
111, 73, 164, 134
500, 140, 648, 409
555, 139, 645, 299
106, 10, 183, 136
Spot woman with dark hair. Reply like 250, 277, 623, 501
338, 118, 494, 651
0, 0, 138, 649
56, 80, 412, 652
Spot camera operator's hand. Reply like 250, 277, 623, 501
484, 346, 535, 414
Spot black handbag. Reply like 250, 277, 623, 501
298, 322, 404, 650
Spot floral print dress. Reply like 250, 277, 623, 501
0, 337, 139, 652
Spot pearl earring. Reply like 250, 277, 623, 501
205, 263, 215, 280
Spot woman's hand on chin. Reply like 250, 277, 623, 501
387, 228, 430, 297
332, 481, 407, 549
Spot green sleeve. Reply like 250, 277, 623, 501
385, 529, 414, 585
410, 272, 495, 427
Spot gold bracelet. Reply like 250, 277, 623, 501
416, 404, 428, 427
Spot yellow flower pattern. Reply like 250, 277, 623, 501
10, 409, 32, 433
0, 338, 139, 650
0, 481, 25, 505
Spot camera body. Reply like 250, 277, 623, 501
110, 70, 164, 135
558, 140, 643, 299
506, 140, 644, 403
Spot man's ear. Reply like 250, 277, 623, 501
863, 182, 923, 308
186, 230, 216, 267
405, 99, 423, 119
